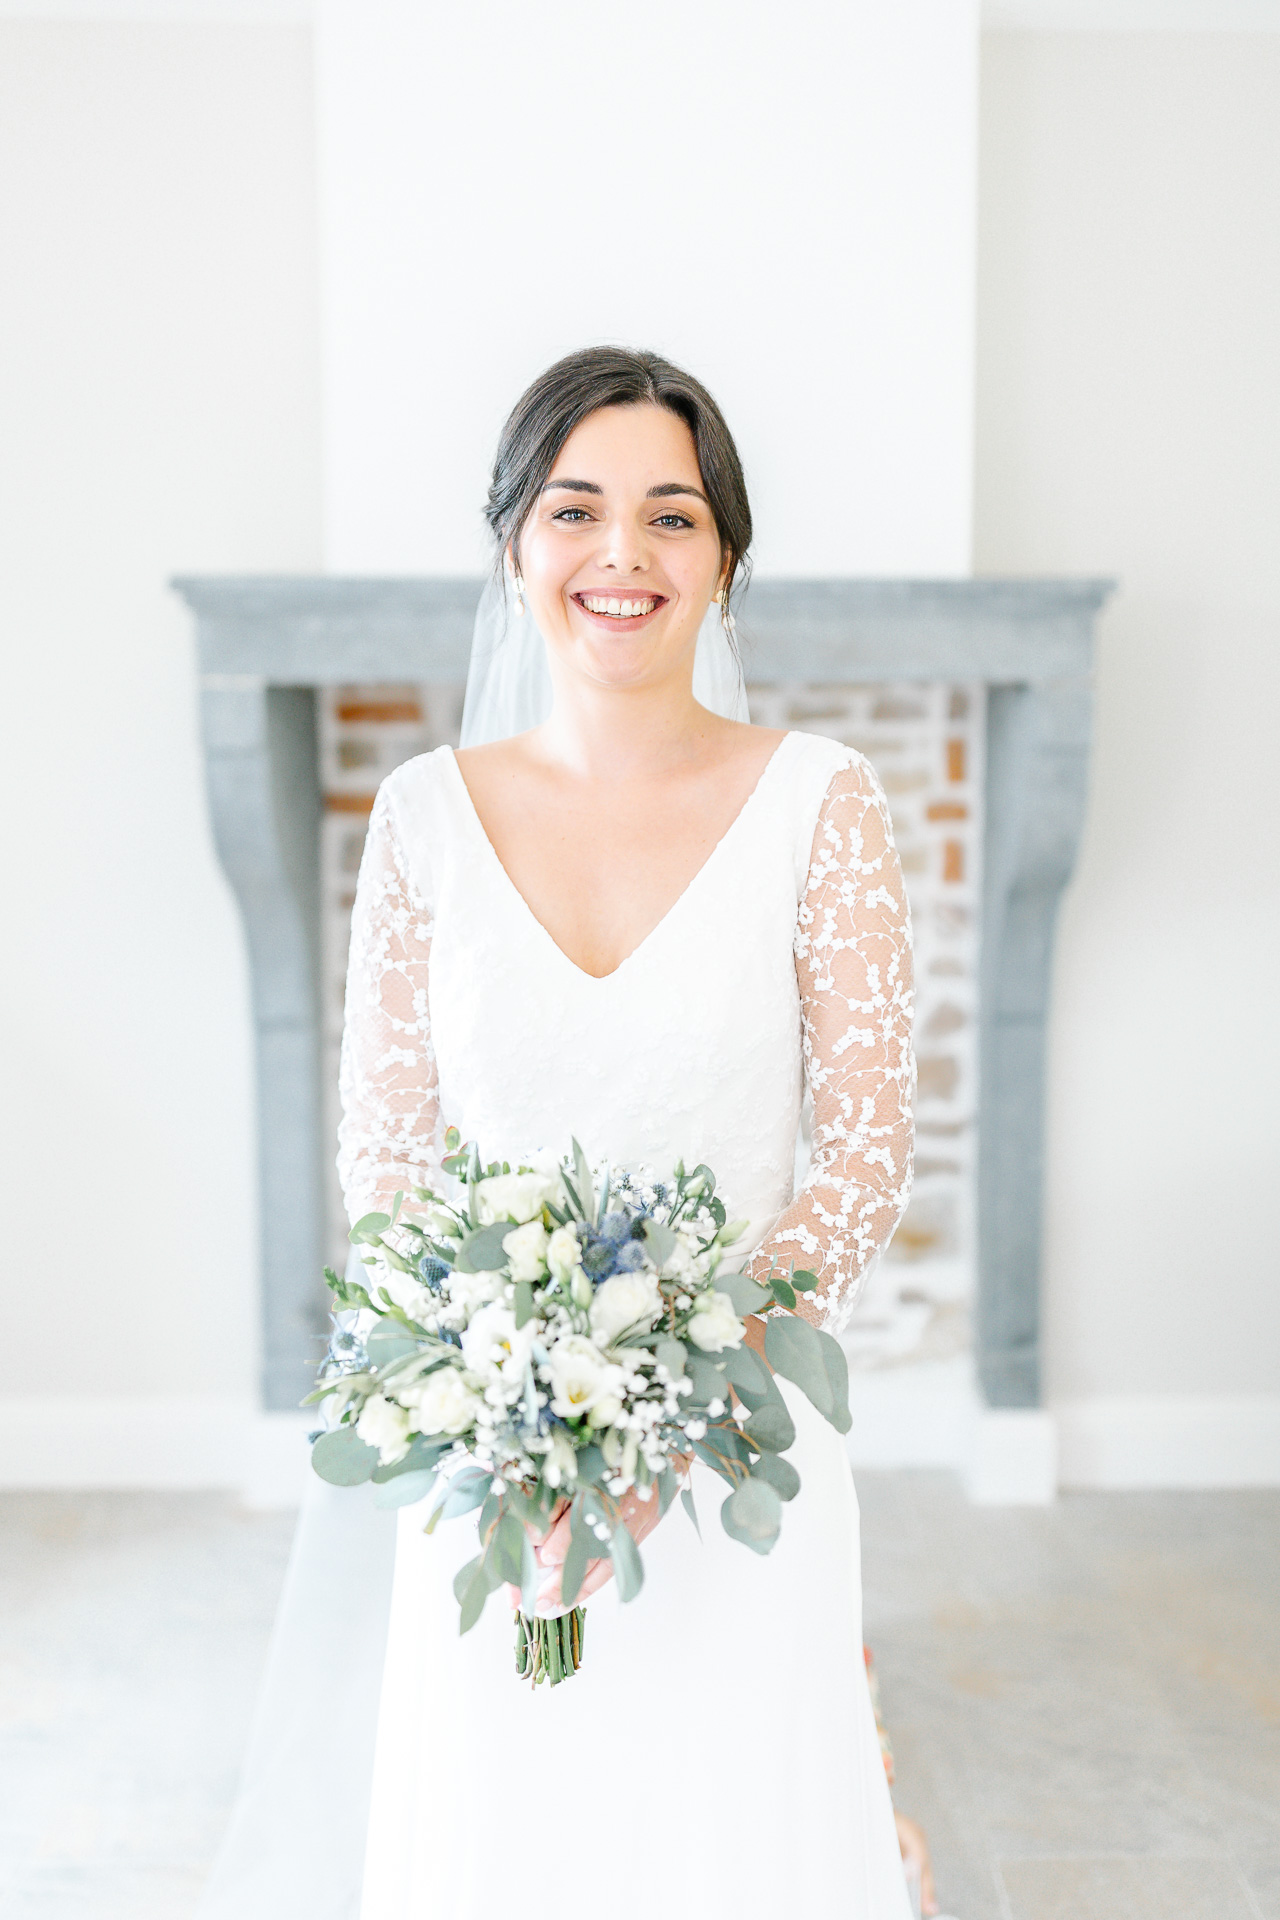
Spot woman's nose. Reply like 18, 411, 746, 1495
593, 517, 651, 576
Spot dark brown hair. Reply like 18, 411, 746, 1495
485, 346, 752, 602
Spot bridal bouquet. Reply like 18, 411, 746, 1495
306, 1129, 852, 1687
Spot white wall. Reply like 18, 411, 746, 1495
976, 32, 1280, 1481
317, 0, 977, 576
0, 25, 320, 1454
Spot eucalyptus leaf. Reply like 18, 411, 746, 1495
816, 1326, 853, 1435
610, 1520, 644, 1603
742, 1394, 797, 1454
657, 1466, 680, 1518
513, 1280, 535, 1329
681, 1483, 701, 1538
771, 1277, 798, 1311
490, 1511, 526, 1586
654, 1337, 686, 1379
435, 1466, 491, 1522
721, 1475, 782, 1555
719, 1343, 772, 1410
367, 1324, 420, 1369
714, 1270, 774, 1317
751, 1451, 801, 1501
371, 1437, 451, 1482
684, 1353, 729, 1408
372, 1467, 438, 1509
453, 1553, 483, 1607
764, 1313, 834, 1420
559, 1499, 592, 1609
311, 1426, 378, 1486
455, 1556, 491, 1635
453, 1222, 512, 1274
791, 1269, 819, 1294
350, 1211, 390, 1243
637, 1216, 677, 1267
575, 1443, 608, 1487
690, 1436, 742, 1487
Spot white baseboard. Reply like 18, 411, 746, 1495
1055, 1394, 1280, 1490
966, 1407, 1058, 1504
0, 1398, 313, 1508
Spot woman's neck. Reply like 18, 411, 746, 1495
534, 672, 724, 783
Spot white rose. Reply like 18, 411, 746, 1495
546, 1335, 625, 1421
502, 1219, 549, 1282
686, 1289, 745, 1353
590, 1270, 662, 1349
460, 1302, 535, 1384
355, 1392, 412, 1463
473, 1172, 557, 1226
546, 1225, 583, 1281
403, 1366, 482, 1436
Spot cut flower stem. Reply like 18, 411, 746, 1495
515, 1607, 586, 1686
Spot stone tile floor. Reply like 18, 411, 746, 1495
0, 1477, 1275, 1919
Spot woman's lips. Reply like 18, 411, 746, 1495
570, 591, 668, 633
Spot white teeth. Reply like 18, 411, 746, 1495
581, 594, 657, 617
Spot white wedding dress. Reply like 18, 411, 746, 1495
327, 728, 916, 1920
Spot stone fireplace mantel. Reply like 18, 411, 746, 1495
174, 575, 1112, 1425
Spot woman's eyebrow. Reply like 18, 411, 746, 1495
647, 482, 709, 504
541, 478, 603, 495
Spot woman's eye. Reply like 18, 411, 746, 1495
653, 512, 694, 530
551, 507, 593, 524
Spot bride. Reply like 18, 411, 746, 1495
205, 346, 916, 1919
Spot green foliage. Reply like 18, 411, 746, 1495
817, 1326, 852, 1435
681, 1483, 701, 1538
489, 1511, 526, 1587
714, 1269, 774, 1317
683, 1353, 729, 1408
751, 1451, 801, 1501
609, 1520, 644, 1603
452, 1222, 512, 1273
454, 1555, 490, 1635
741, 1393, 797, 1454
654, 1337, 686, 1379
371, 1436, 450, 1482
771, 1277, 798, 1310
434, 1465, 491, 1522
366, 1321, 420, 1368
636, 1215, 677, 1267
721, 1475, 782, 1554
311, 1426, 378, 1486
349, 1212, 390, 1244
513, 1280, 535, 1329
719, 1343, 772, 1411
373, 1468, 438, 1509
559, 1499, 592, 1609
764, 1313, 834, 1419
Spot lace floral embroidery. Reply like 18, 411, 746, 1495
748, 756, 916, 1332
336, 790, 443, 1221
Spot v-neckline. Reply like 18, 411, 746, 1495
444, 733, 795, 984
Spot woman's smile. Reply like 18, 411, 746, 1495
569, 589, 669, 633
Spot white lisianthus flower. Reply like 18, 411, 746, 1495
402, 1366, 482, 1437
473, 1172, 557, 1226
546, 1225, 582, 1281
502, 1219, 549, 1282
543, 1427, 578, 1489
686, 1289, 745, 1353
460, 1302, 535, 1386
570, 1266, 594, 1310
590, 1270, 662, 1349
355, 1392, 412, 1463
546, 1335, 625, 1422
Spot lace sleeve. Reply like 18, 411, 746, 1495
749, 755, 916, 1333
335, 788, 444, 1223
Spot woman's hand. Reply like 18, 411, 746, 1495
506, 1472, 681, 1616
894, 1811, 938, 1916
